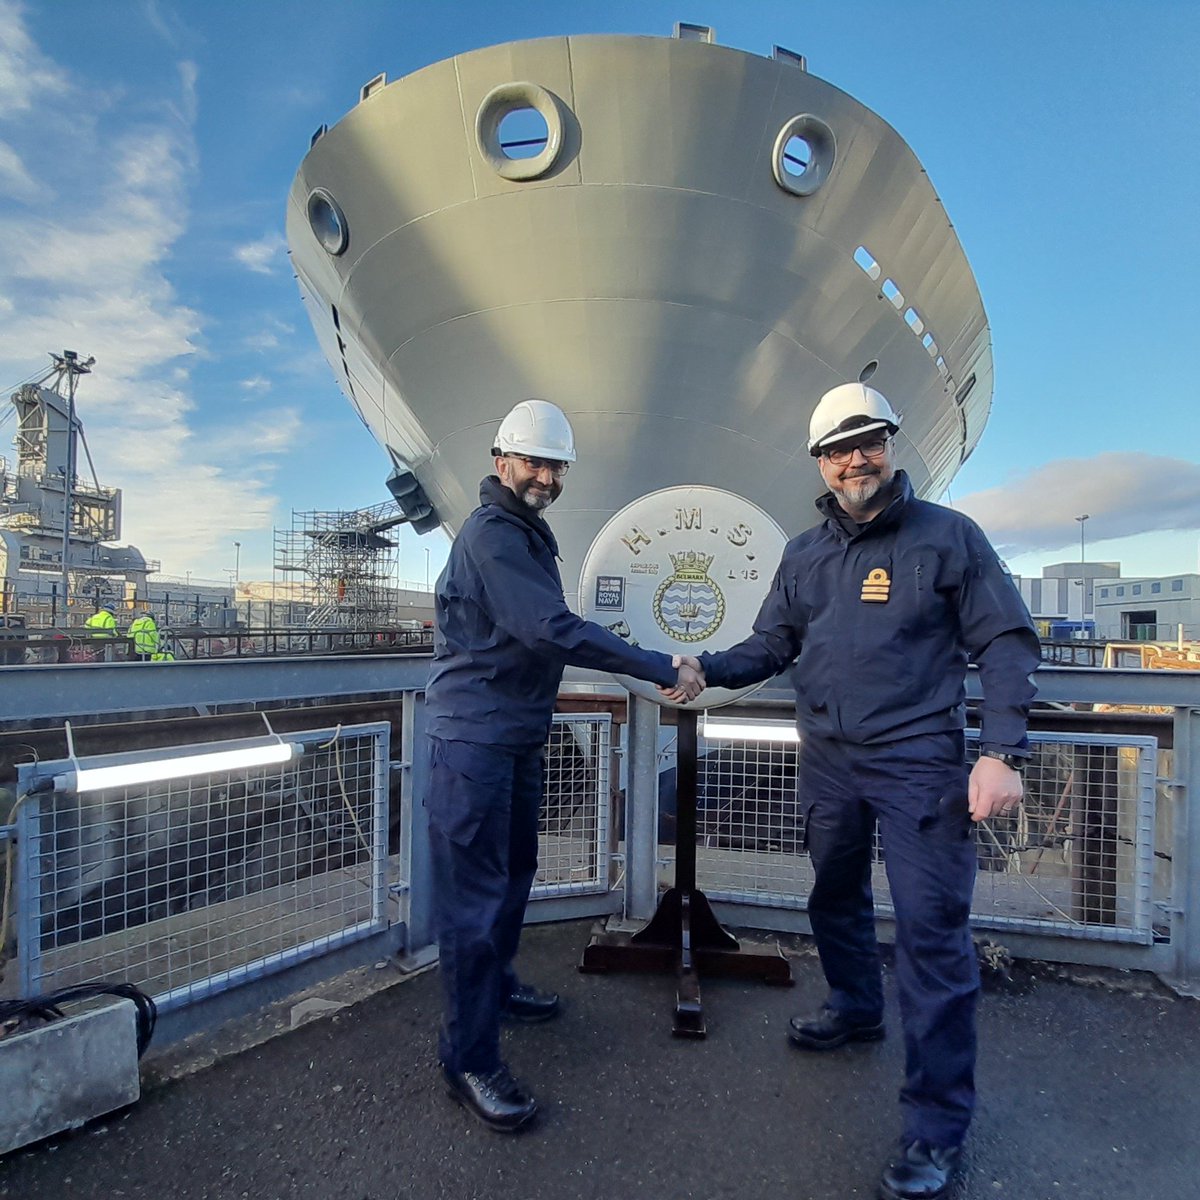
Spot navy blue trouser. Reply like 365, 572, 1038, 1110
799, 731, 979, 1148
426, 736, 544, 1073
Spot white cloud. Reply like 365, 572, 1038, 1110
233, 231, 287, 275
176, 59, 198, 125
0, 7, 291, 575
0, 137, 34, 199
955, 453, 1200, 557
243, 315, 294, 353
0, 0, 68, 118
240, 374, 272, 394
208, 406, 303, 458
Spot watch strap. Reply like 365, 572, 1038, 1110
980, 749, 1025, 772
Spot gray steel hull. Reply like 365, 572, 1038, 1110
287, 33, 992, 604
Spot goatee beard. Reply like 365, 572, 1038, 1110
841, 474, 882, 507
520, 484, 556, 511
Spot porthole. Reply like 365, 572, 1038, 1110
476, 82, 565, 181
307, 188, 348, 256
858, 360, 878, 383
853, 245, 881, 280
772, 113, 835, 197
780, 135, 811, 179
498, 107, 550, 160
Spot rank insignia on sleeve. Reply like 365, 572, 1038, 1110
860, 567, 891, 603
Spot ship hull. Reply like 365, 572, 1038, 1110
287, 33, 992, 605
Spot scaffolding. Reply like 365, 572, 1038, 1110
273, 502, 408, 629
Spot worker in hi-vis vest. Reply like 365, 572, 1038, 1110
83, 602, 117, 636
128, 607, 159, 661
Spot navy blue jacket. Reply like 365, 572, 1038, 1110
700, 472, 1040, 753
426, 476, 678, 746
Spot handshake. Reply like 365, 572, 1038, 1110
657, 654, 706, 704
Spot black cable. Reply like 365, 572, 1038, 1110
0, 981, 157, 1057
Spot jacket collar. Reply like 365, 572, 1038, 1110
479, 475, 560, 558
815, 469, 914, 542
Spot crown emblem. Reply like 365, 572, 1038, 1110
667, 550, 714, 579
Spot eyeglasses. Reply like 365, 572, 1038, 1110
505, 454, 570, 478
823, 436, 890, 466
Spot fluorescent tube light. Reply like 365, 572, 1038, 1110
700, 718, 800, 744
56, 741, 299, 793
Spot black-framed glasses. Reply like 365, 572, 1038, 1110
506, 453, 570, 478
823, 436, 890, 466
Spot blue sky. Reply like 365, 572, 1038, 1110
0, 0, 1197, 585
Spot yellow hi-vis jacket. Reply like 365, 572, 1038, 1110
84, 609, 117, 637
128, 615, 159, 656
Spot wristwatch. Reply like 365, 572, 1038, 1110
980, 749, 1025, 773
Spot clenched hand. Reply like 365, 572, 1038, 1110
657, 653, 706, 703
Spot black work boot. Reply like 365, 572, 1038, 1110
878, 1139, 963, 1200
503, 982, 561, 1023
787, 1005, 886, 1050
442, 1063, 538, 1132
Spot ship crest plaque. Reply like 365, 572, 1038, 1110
654, 551, 726, 642
579, 486, 787, 709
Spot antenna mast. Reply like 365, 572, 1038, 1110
51, 350, 95, 608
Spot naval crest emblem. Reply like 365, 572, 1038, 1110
653, 550, 726, 642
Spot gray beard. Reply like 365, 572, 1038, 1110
839, 473, 883, 510
519, 485, 555, 511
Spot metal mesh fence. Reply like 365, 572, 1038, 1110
16, 724, 389, 1011
683, 726, 1160, 943
532, 714, 612, 898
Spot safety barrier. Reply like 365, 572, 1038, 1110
532, 714, 613, 900
13, 724, 391, 1012
689, 729, 1161, 945
2, 657, 1198, 1004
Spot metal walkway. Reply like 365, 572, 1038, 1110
2, 920, 1197, 1200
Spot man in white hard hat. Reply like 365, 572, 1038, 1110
685, 382, 1040, 1200
424, 399, 702, 1133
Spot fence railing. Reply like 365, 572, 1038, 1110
687, 728, 1160, 945
0, 626, 434, 665
2, 657, 1199, 1016
13, 723, 391, 1012
532, 714, 613, 900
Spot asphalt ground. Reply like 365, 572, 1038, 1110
3, 920, 1198, 1200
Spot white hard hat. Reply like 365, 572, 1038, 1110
807, 383, 901, 456
494, 399, 577, 463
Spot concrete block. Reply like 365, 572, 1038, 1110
0, 998, 141, 1155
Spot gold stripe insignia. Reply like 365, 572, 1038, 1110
861, 567, 891, 603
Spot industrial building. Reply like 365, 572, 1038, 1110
1093, 572, 1200, 641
